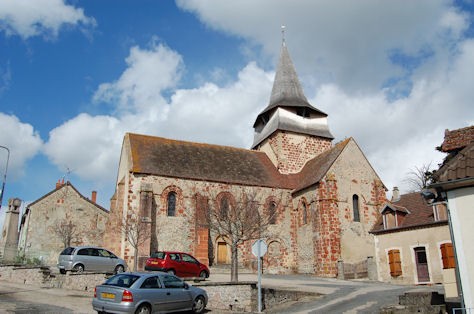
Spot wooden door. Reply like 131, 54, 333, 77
217, 242, 228, 264
414, 247, 430, 282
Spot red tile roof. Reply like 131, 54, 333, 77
126, 133, 292, 189
441, 125, 474, 152
371, 192, 447, 234
434, 142, 474, 184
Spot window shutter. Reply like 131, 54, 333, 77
440, 243, 456, 269
388, 249, 402, 277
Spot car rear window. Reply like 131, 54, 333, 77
60, 247, 75, 255
150, 251, 165, 259
105, 274, 140, 288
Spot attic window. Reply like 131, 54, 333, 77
383, 210, 397, 229
433, 203, 448, 221
296, 108, 310, 118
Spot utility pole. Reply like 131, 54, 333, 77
0, 145, 10, 211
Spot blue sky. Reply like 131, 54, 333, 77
1, 0, 474, 227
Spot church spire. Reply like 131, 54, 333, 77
252, 29, 333, 151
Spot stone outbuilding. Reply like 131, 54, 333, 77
104, 40, 387, 276
18, 181, 109, 265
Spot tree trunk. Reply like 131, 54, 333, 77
134, 246, 139, 271
231, 242, 239, 282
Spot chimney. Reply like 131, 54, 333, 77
56, 180, 61, 189
391, 187, 400, 202
91, 191, 97, 203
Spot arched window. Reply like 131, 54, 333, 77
167, 192, 176, 216
268, 202, 277, 224
352, 194, 360, 222
220, 197, 229, 219
302, 201, 308, 225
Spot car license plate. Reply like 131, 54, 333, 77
101, 292, 115, 299
151, 261, 158, 264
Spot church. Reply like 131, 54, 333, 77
103, 40, 387, 277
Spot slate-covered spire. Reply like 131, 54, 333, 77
252, 35, 333, 149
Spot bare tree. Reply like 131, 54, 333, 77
121, 213, 151, 271
207, 189, 277, 282
53, 218, 77, 248
403, 162, 435, 192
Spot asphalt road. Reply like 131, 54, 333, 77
0, 274, 444, 313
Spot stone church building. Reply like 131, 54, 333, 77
103, 41, 387, 276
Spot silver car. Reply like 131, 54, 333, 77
57, 246, 127, 274
92, 272, 208, 314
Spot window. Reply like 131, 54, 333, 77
268, 202, 277, 224
388, 249, 402, 277
302, 201, 308, 225
220, 197, 229, 219
167, 192, 176, 216
353, 194, 360, 222
440, 243, 456, 269
140, 276, 161, 289
161, 274, 186, 289
182, 254, 197, 263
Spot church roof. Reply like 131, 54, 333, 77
292, 138, 350, 192
126, 133, 293, 188
253, 43, 327, 128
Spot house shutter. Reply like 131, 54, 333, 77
388, 249, 402, 277
440, 243, 456, 269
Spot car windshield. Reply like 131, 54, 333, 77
60, 247, 75, 255
150, 251, 165, 259
104, 274, 140, 288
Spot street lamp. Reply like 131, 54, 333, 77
0, 145, 10, 211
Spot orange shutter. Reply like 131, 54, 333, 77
388, 249, 402, 277
440, 243, 456, 269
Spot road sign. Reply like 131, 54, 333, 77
252, 239, 267, 257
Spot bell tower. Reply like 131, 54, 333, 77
252, 30, 334, 174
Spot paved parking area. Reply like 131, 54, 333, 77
0, 273, 444, 313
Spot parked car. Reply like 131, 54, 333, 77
92, 272, 208, 314
57, 246, 127, 274
144, 251, 210, 278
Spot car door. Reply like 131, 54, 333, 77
138, 276, 172, 311
98, 249, 116, 272
89, 248, 102, 271
76, 248, 93, 271
159, 274, 193, 311
180, 253, 200, 277
169, 253, 185, 277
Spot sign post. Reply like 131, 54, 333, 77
252, 239, 267, 313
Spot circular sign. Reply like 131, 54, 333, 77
252, 239, 268, 257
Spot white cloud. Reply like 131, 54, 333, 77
0, 0, 95, 39
0, 113, 43, 180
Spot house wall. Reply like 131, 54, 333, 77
447, 186, 474, 309
18, 186, 108, 266
374, 224, 451, 285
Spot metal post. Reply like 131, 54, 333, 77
257, 240, 262, 313
0, 145, 10, 211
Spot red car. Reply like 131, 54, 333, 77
145, 251, 210, 278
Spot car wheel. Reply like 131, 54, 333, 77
167, 269, 175, 275
199, 271, 207, 279
192, 295, 206, 314
135, 303, 151, 314
73, 264, 84, 273
114, 265, 125, 274
59, 269, 66, 275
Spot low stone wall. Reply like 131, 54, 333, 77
0, 265, 318, 312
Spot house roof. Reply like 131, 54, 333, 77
26, 181, 108, 213
432, 142, 474, 188
127, 133, 293, 189
440, 125, 474, 152
371, 192, 447, 234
